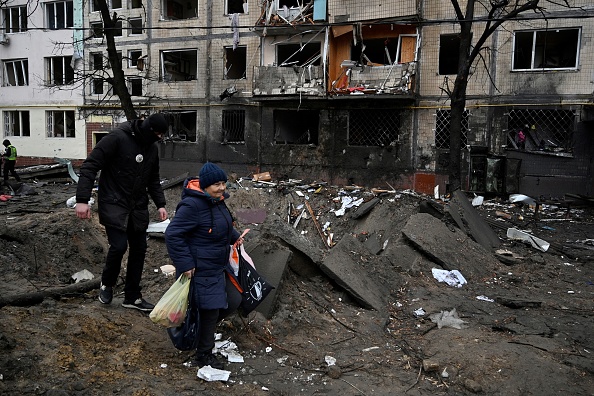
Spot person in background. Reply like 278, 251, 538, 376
165, 162, 244, 369
516, 125, 527, 150
2, 139, 22, 185
75, 114, 169, 312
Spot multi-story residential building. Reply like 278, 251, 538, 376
3, 0, 593, 196
0, 0, 86, 166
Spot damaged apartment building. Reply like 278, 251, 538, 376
2, 0, 593, 196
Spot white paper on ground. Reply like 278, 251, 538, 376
197, 366, 231, 381
431, 268, 467, 288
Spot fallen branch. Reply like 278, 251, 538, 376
0, 278, 101, 308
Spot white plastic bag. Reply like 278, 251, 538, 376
150, 275, 191, 327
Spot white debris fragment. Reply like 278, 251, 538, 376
325, 356, 336, 366
476, 295, 495, 302
362, 346, 379, 352
431, 268, 467, 288
147, 219, 170, 233
506, 228, 550, 252
413, 308, 426, 317
266, 347, 273, 353
197, 366, 231, 382
429, 308, 468, 329
159, 264, 176, 276
160, 363, 167, 368
71, 269, 94, 283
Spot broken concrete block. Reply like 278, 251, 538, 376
319, 234, 388, 312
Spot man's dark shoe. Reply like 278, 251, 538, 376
98, 283, 113, 304
122, 298, 155, 312
192, 353, 224, 370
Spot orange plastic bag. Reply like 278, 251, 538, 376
149, 275, 190, 327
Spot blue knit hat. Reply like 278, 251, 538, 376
199, 162, 227, 189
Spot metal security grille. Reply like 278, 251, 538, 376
348, 109, 400, 147
507, 109, 575, 151
222, 110, 245, 143
435, 109, 469, 149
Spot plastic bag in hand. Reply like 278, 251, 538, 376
149, 275, 191, 327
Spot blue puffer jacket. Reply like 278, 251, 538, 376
165, 178, 240, 309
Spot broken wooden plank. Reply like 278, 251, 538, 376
0, 278, 101, 308
305, 200, 330, 249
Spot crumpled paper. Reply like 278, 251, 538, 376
431, 268, 467, 288
197, 366, 231, 382
429, 308, 468, 329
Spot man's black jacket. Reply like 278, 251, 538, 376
76, 120, 166, 232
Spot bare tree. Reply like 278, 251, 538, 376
445, 0, 573, 191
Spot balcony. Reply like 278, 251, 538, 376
252, 65, 325, 97
331, 61, 417, 96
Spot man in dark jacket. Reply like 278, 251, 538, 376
75, 114, 169, 312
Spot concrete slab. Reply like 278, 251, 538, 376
244, 241, 292, 319
319, 234, 388, 312
447, 190, 501, 250
402, 213, 499, 281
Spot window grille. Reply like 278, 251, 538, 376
348, 109, 400, 147
507, 109, 574, 151
434, 109, 469, 149
222, 110, 245, 143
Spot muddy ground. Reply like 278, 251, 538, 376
0, 176, 592, 396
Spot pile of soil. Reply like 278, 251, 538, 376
0, 179, 592, 395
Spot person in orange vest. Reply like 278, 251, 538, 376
2, 139, 22, 184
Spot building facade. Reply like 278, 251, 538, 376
2, 0, 593, 196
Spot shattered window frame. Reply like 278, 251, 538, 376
160, 49, 198, 82
91, 78, 104, 94
223, 46, 247, 80
128, 77, 143, 96
3, 6, 28, 33
128, 17, 143, 35
273, 109, 319, 145
46, 0, 74, 30
222, 109, 246, 144
46, 110, 75, 138
506, 108, 575, 153
161, 0, 199, 20
226, 0, 247, 14
45, 56, 74, 86
347, 109, 401, 147
512, 28, 580, 71
276, 42, 322, 67
439, 34, 461, 75
434, 109, 470, 149
162, 111, 197, 142
3, 59, 29, 86
3, 110, 31, 137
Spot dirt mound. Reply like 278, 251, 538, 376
0, 180, 592, 395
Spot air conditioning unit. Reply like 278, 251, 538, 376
0, 34, 9, 45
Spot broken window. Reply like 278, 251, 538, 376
46, 110, 75, 138
3, 111, 30, 137
222, 110, 245, 143
3, 6, 28, 33
128, 50, 142, 68
226, 0, 247, 14
112, 20, 123, 36
162, 0, 198, 20
434, 109, 469, 149
507, 109, 575, 152
130, 0, 143, 9
277, 0, 299, 7
274, 110, 319, 145
3, 59, 29, 86
439, 34, 460, 75
162, 111, 197, 142
46, 56, 74, 86
128, 17, 143, 35
348, 109, 400, 147
351, 38, 399, 66
513, 28, 580, 71
111, 0, 122, 9
277, 42, 321, 67
224, 46, 247, 79
91, 21, 103, 38
129, 77, 143, 96
91, 53, 103, 70
92, 78, 104, 94
46, 1, 73, 30
160, 50, 197, 82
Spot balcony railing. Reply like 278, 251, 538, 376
253, 65, 325, 96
